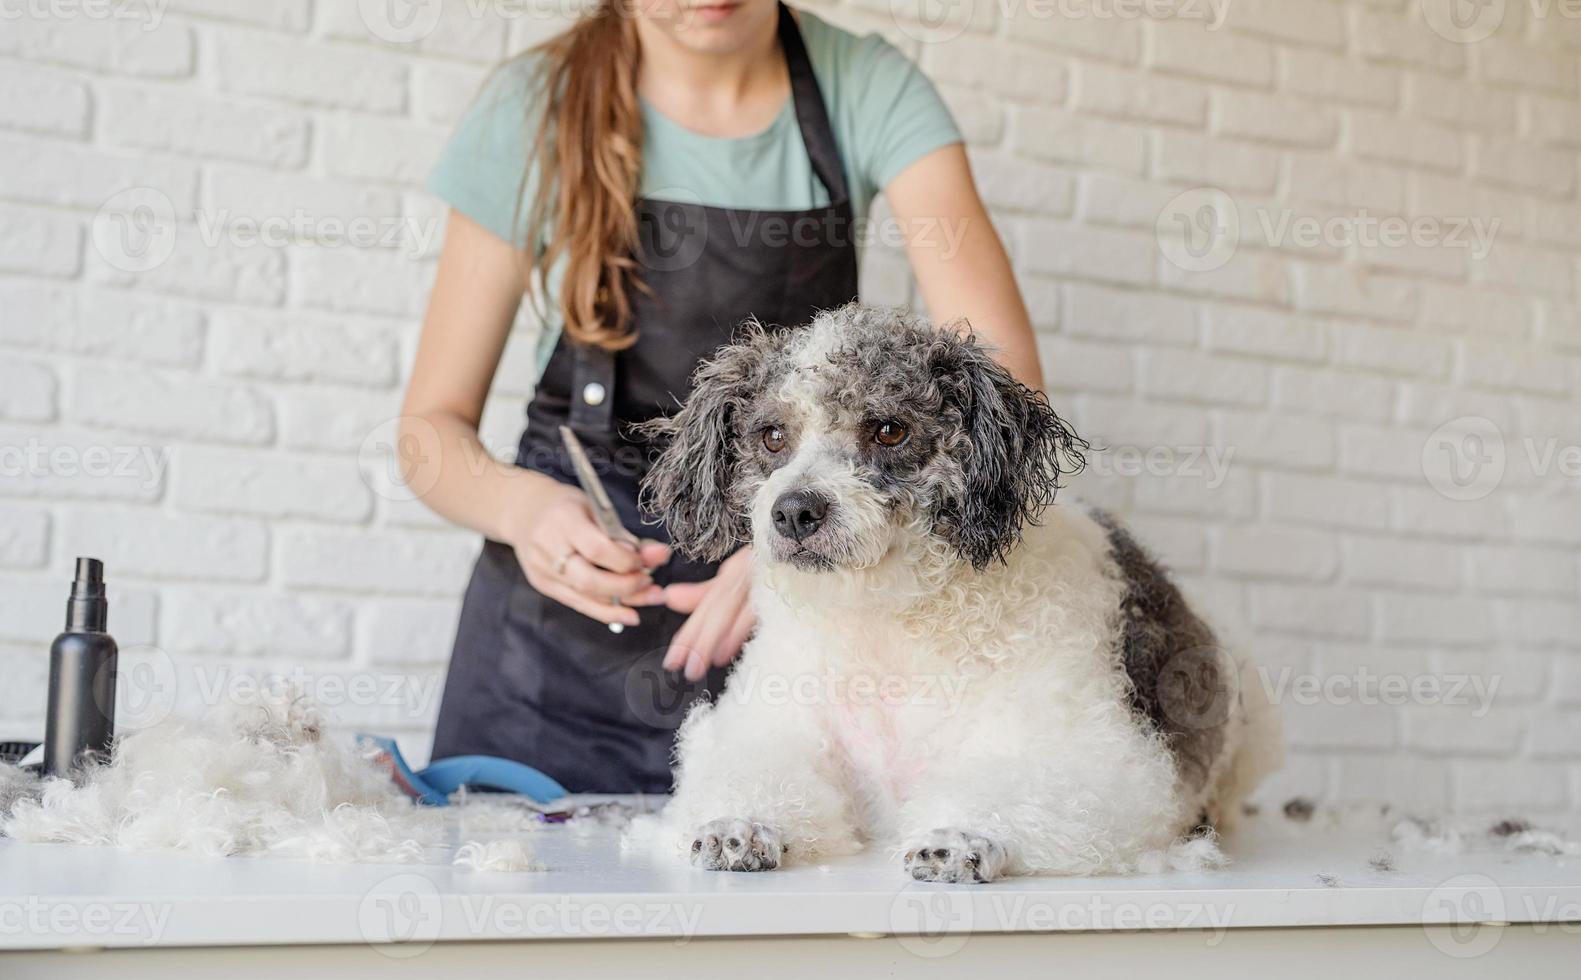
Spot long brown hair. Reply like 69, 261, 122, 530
520, 1, 645, 351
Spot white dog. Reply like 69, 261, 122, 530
639, 305, 1279, 882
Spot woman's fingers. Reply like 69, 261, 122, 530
664, 548, 756, 677
663, 609, 703, 671
660, 579, 711, 615
560, 554, 663, 605
568, 519, 645, 574
638, 539, 672, 569
713, 604, 757, 668
678, 594, 750, 682
536, 577, 639, 628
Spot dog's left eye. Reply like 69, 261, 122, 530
874, 421, 909, 447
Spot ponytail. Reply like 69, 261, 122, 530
520, 1, 645, 350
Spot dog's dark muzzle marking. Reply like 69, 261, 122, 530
771, 489, 830, 542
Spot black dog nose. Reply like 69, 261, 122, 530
771, 490, 828, 542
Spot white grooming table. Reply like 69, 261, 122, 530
1, 804, 1577, 978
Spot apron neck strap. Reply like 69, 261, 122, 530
779, 2, 849, 206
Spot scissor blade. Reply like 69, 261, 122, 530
559, 425, 640, 545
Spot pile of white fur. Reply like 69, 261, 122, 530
0, 689, 537, 870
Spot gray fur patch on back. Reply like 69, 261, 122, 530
1094, 511, 1229, 795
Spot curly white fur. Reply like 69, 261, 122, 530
453, 838, 540, 872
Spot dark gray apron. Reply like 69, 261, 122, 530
431, 3, 860, 793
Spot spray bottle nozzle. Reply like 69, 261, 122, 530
65, 556, 108, 632
71, 557, 105, 599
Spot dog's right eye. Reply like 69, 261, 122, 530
762, 427, 787, 453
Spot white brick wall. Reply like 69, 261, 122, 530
0, 0, 1577, 816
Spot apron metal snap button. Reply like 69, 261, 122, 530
582, 382, 607, 407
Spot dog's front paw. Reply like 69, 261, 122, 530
690, 818, 786, 872
903, 828, 1009, 883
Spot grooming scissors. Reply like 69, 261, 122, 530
559, 425, 642, 633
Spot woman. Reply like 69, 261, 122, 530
402, 0, 1045, 792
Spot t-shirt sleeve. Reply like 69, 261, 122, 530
843, 34, 963, 198
426, 57, 542, 248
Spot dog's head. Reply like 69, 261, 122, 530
639, 305, 1086, 576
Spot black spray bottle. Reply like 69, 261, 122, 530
43, 557, 119, 777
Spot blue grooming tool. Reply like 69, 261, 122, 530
358, 735, 568, 806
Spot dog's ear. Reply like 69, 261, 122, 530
637, 324, 775, 562
930, 327, 1087, 569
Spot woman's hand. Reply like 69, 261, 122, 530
504, 477, 670, 628
661, 547, 756, 681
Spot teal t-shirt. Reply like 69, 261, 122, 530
427, 9, 961, 374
